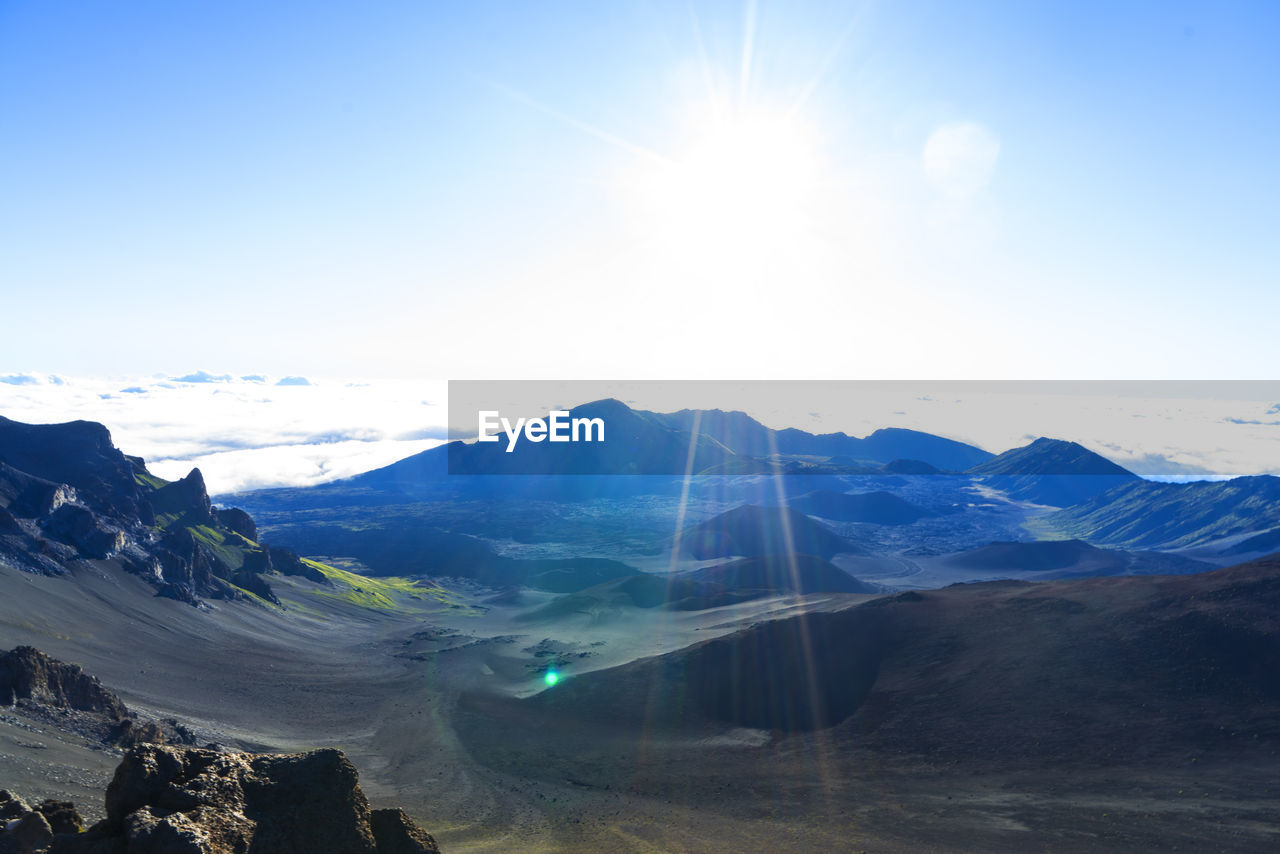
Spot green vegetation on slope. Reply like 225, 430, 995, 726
301, 559, 477, 614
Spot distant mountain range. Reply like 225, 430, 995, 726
374, 399, 996, 481
655, 407, 993, 470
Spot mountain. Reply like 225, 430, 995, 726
658, 408, 993, 470
685, 554, 878, 594
0, 416, 154, 525
334, 400, 990, 488
1045, 475, 1280, 550
1222, 527, 1280, 557
448, 398, 738, 476
966, 437, 1139, 506
790, 489, 934, 525
681, 504, 863, 560
483, 555, 1280, 750
943, 539, 1213, 579
0, 416, 319, 605
842, 427, 994, 470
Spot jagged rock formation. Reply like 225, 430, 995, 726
0, 416, 325, 605
12, 744, 442, 854
213, 507, 256, 542
0, 646, 127, 719
1, 647, 193, 750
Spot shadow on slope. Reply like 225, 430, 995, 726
518, 555, 877, 621
462, 554, 1280, 763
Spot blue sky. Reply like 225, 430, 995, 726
3, 1, 1278, 379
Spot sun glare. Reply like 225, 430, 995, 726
630, 106, 823, 251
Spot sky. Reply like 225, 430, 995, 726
2, 0, 1278, 382
2, 3, 1278, 488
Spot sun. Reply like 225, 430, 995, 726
627, 105, 824, 253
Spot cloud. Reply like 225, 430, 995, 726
395, 427, 452, 441
173, 370, 233, 383
923, 121, 1001, 197
156, 438, 443, 496
275, 376, 311, 386
1267, 404, 1280, 415
1224, 417, 1280, 426
120, 386, 148, 394
1, 374, 41, 386
241, 374, 267, 383
1118, 453, 1220, 477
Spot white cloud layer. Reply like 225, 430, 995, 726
0, 374, 448, 495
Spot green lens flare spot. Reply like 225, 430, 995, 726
544, 670, 560, 687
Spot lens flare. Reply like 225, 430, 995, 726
544, 669, 560, 687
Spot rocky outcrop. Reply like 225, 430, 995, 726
40, 505, 126, 560
0, 416, 324, 606
0, 647, 127, 719
241, 545, 327, 585
40, 744, 440, 854
154, 528, 219, 592
213, 507, 256, 542
151, 469, 215, 527
0, 417, 152, 527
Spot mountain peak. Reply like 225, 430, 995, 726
969, 437, 1135, 477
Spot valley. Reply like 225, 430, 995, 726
2, 403, 1279, 851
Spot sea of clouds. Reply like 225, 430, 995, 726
0, 372, 448, 496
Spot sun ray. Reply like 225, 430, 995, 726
790, 1, 873, 116
484, 79, 669, 164
687, 3, 721, 118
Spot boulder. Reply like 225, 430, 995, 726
0, 791, 30, 820
6, 812, 52, 853
35, 801, 82, 835
370, 809, 441, 854
53, 745, 438, 854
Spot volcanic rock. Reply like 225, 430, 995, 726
0, 647, 127, 719
50, 744, 440, 854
